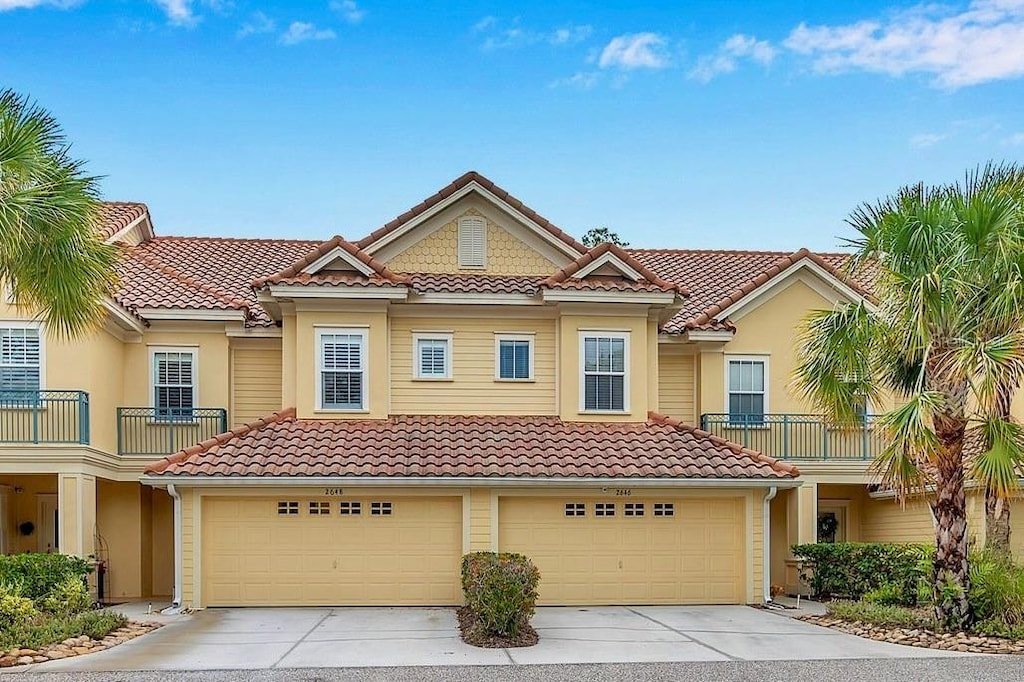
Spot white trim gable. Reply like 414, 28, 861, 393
361, 181, 583, 260
572, 251, 644, 282
717, 258, 873, 324
300, 246, 377, 277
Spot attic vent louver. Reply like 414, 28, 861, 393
457, 216, 486, 268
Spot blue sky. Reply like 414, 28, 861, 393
2, 0, 1023, 251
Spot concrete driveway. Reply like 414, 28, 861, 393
14, 605, 966, 672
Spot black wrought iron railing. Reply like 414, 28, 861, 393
116, 407, 228, 456
0, 390, 90, 445
699, 413, 886, 460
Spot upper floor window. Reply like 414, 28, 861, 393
152, 348, 196, 418
0, 325, 41, 400
457, 216, 486, 268
580, 332, 629, 412
727, 356, 767, 424
317, 328, 367, 411
414, 333, 452, 380
495, 334, 533, 381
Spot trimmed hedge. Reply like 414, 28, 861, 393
793, 542, 932, 603
0, 553, 92, 602
461, 552, 540, 638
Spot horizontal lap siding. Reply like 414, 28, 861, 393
658, 351, 696, 425
390, 317, 556, 415
231, 344, 283, 427
861, 498, 934, 544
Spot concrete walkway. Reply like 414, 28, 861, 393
8, 605, 967, 672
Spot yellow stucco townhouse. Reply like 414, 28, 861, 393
2, 172, 1020, 609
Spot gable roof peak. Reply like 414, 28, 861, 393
251, 234, 410, 289
545, 242, 689, 296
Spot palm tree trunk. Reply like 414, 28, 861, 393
932, 416, 973, 629
985, 382, 1014, 558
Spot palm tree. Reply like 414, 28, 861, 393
0, 89, 119, 337
794, 164, 1024, 629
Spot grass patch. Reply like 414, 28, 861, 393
826, 600, 933, 628
0, 609, 127, 651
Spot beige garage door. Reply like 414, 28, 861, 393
499, 496, 745, 605
202, 496, 462, 606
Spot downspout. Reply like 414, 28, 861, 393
163, 484, 183, 614
763, 486, 778, 604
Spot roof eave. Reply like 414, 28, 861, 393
140, 474, 801, 488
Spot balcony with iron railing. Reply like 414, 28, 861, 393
0, 390, 90, 445
700, 413, 887, 461
116, 407, 228, 457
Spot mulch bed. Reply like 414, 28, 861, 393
456, 607, 538, 648
800, 614, 1024, 654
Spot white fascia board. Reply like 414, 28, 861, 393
135, 308, 247, 321
572, 251, 643, 282
542, 290, 677, 305
266, 284, 409, 300
410, 292, 541, 306
300, 246, 376, 277
139, 475, 801, 488
103, 298, 146, 333
362, 181, 583, 260
683, 329, 734, 343
717, 259, 873, 322
225, 325, 282, 338
103, 214, 151, 245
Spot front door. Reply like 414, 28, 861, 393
37, 494, 58, 553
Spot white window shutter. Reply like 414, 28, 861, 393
458, 217, 486, 268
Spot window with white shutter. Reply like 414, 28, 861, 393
0, 326, 41, 400
151, 348, 196, 419
457, 216, 486, 268
317, 328, 367, 410
413, 333, 452, 379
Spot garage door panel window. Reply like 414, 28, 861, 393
309, 501, 330, 515
580, 333, 629, 413
726, 356, 767, 425
339, 501, 361, 515
595, 502, 615, 517
564, 503, 585, 517
277, 501, 299, 515
624, 502, 645, 517
371, 501, 393, 516
653, 503, 674, 517
318, 329, 367, 411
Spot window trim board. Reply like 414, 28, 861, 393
148, 345, 198, 412
578, 331, 630, 414
723, 354, 770, 416
315, 327, 369, 412
0, 320, 45, 393
494, 333, 535, 382
412, 332, 454, 380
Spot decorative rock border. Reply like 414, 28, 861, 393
0, 621, 162, 668
800, 615, 1024, 654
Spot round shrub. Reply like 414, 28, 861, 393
461, 552, 540, 638
40, 576, 92, 616
0, 553, 92, 602
0, 584, 38, 630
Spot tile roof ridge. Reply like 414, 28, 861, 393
544, 242, 690, 296
130, 248, 253, 313
354, 171, 589, 255
628, 247, 798, 256
152, 235, 322, 245
252, 235, 411, 289
647, 411, 800, 477
102, 200, 149, 208
145, 407, 297, 474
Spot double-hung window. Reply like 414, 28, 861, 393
152, 349, 196, 419
413, 333, 452, 379
318, 329, 367, 410
580, 332, 629, 412
0, 325, 42, 403
726, 356, 767, 425
495, 334, 533, 381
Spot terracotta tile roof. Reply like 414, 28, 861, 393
145, 409, 798, 479
252, 236, 410, 289
116, 237, 319, 326
629, 248, 875, 333
354, 171, 588, 255
97, 202, 149, 241
407, 273, 542, 295
544, 243, 689, 295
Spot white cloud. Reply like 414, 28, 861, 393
598, 32, 670, 70
688, 33, 776, 82
473, 15, 497, 32
279, 21, 336, 45
548, 71, 601, 89
783, 0, 1024, 88
153, 0, 195, 25
1004, 132, 1024, 145
909, 132, 949, 148
475, 17, 593, 50
0, 0, 80, 10
550, 24, 593, 45
330, 0, 365, 25
237, 10, 274, 38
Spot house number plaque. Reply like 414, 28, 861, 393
324, 488, 345, 496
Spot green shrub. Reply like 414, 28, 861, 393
0, 609, 126, 651
968, 551, 1024, 634
0, 553, 92, 602
0, 584, 38, 630
827, 600, 931, 628
39, 576, 93, 616
862, 582, 908, 606
461, 552, 540, 638
793, 542, 932, 603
